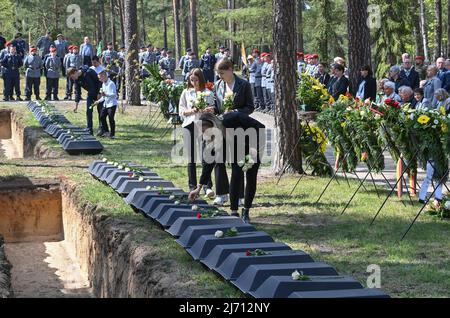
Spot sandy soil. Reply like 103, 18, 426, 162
4, 241, 92, 298
0, 139, 20, 159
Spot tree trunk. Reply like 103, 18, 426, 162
319, 0, 331, 63
447, 0, 450, 56
297, 0, 304, 52
435, 0, 443, 59
182, 0, 191, 50
99, 0, 107, 44
189, 0, 198, 55
118, 0, 126, 46
227, 0, 236, 63
412, 0, 424, 57
173, 0, 182, 63
140, 0, 146, 44
123, 0, 141, 106
347, 0, 371, 95
272, 0, 302, 174
110, 0, 117, 48
419, 0, 429, 61
163, 11, 168, 50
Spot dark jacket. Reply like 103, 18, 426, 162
400, 68, 420, 90
74, 65, 101, 102
356, 76, 377, 101
316, 72, 331, 87
331, 76, 349, 100
391, 76, 410, 93
214, 75, 255, 115
438, 69, 450, 92
401, 96, 418, 109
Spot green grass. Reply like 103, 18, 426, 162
1, 102, 450, 297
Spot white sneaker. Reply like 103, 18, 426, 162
213, 195, 229, 206
205, 188, 216, 199
239, 198, 245, 207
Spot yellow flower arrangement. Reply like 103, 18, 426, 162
440, 107, 447, 116
442, 123, 448, 133
305, 125, 328, 154
417, 115, 431, 125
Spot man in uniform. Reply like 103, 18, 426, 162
1, 44, 23, 101
54, 34, 68, 77
264, 53, 273, 112
36, 31, 53, 59
24, 46, 43, 101
179, 48, 192, 78
250, 49, 264, 109
80, 37, 94, 67
140, 44, 157, 79
297, 52, 306, 74
247, 55, 256, 97
45, 47, 61, 101
183, 51, 200, 81
12, 33, 28, 59
159, 50, 176, 79
200, 47, 216, 83
414, 56, 427, 81
260, 53, 269, 112
0, 41, 12, 100
215, 45, 226, 63
306, 53, 319, 76
65, 45, 82, 100
102, 42, 120, 84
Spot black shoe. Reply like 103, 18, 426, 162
231, 211, 240, 218
3, 98, 9, 101
25, 97, 31, 101
53, 97, 59, 101
36, 97, 41, 101
64, 96, 69, 100
45, 96, 51, 101
16, 97, 23, 101
242, 208, 250, 223
9, 97, 15, 101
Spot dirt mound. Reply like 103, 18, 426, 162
0, 236, 13, 298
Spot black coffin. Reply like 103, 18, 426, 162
201, 242, 292, 270
216, 250, 319, 281
232, 262, 339, 294
116, 180, 175, 196
176, 224, 256, 248
148, 202, 210, 220
104, 170, 158, 184
186, 232, 274, 261
249, 276, 363, 298
167, 217, 245, 238
127, 190, 187, 211
156, 208, 228, 228
62, 140, 104, 155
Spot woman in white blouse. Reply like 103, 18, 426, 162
179, 68, 215, 195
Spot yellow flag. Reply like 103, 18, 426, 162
241, 42, 247, 66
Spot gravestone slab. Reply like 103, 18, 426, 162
156, 208, 228, 228
116, 180, 175, 196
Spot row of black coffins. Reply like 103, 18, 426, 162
88, 159, 389, 298
27, 101, 104, 155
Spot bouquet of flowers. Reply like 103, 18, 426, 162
299, 123, 333, 177
428, 195, 450, 218
223, 91, 235, 112
297, 74, 334, 112
193, 91, 211, 111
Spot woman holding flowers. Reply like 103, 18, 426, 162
179, 68, 216, 196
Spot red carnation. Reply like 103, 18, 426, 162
205, 82, 214, 91
196, 213, 202, 219
128, 172, 134, 177
246, 250, 252, 256
384, 98, 400, 109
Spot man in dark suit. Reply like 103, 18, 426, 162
400, 58, 420, 90
315, 63, 331, 87
389, 65, 409, 93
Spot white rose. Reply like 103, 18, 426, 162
169, 195, 176, 200
292, 270, 301, 281
107, 161, 114, 165
375, 114, 381, 120
125, 168, 131, 172
118, 165, 124, 170
114, 162, 119, 167
360, 111, 365, 117
102, 158, 108, 162
138, 177, 145, 182
192, 205, 199, 211
146, 186, 152, 190
215, 230, 224, 238
174, 201, 180, 205
434, 120, 439, 125
410, 114, 415, 120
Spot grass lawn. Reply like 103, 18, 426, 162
1, 101, 450, 298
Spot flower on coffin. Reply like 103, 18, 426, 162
125, 167, 131, 172
225, 227, 238, 237
196, 213, 202, 219
174, 201, 181, 206
138, 177, 145, 182
102, 158, 108, 162
118, 165, 124, 170
246, 249, 270, 257
292, 270, 310, 281
191, 205, 199, 211
169, 195, 176, 200
214, 230, 224, 238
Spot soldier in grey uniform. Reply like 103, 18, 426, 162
159, 50, 176, 79
183, 51, 200, 81
0, 41, 11, 100
36, 32, 53, 59
260, 53, 269, 111
54, 34, 68, 77
140, 44, 157, 78
65, 45, 83, 100
265, 54, 274, 112
24, 46, 43, 101
179, 48, 192, 79
102, 42, 120, 84
45, 47, 61, 100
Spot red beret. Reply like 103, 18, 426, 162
261, 52, 268, 58
30, 47, 37, 52
68, 45, 74, 50
252, 48, 260, 54
50, 47, 57, 52
311, 54, 319, 59
5, 41, 12, 47
297, 52, 304, 58
72, 45, 79, 50
415, 56, 425, 61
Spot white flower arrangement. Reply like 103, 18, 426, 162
214, 230, 224, 238
138, 177, 145, 182
445, 201, 450, 210
169, 195, 176, 200
174, 201, 181, 205
292, 270, 302, 280
107, 161, 114, 165
102, 158, 108, 162
191, 205, 199, 211
118, 165, 124, 170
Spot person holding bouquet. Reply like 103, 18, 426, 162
92, 70, 118, 139
179, 68, 219, 199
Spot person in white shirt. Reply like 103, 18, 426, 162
96, 70, 118, 139
179, 68, 216, 197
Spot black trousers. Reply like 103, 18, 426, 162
230, 163, 260, 211
100, 105, 117, 137
4, 72, 21, 98
25, 77, 40, 99
45, 77, 59, 99
255, 85, 265, 109
66, 76, 74, 97
83, 56, 92, 67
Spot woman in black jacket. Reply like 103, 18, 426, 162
355, 65, 377, 101
189, 112, 265, 223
